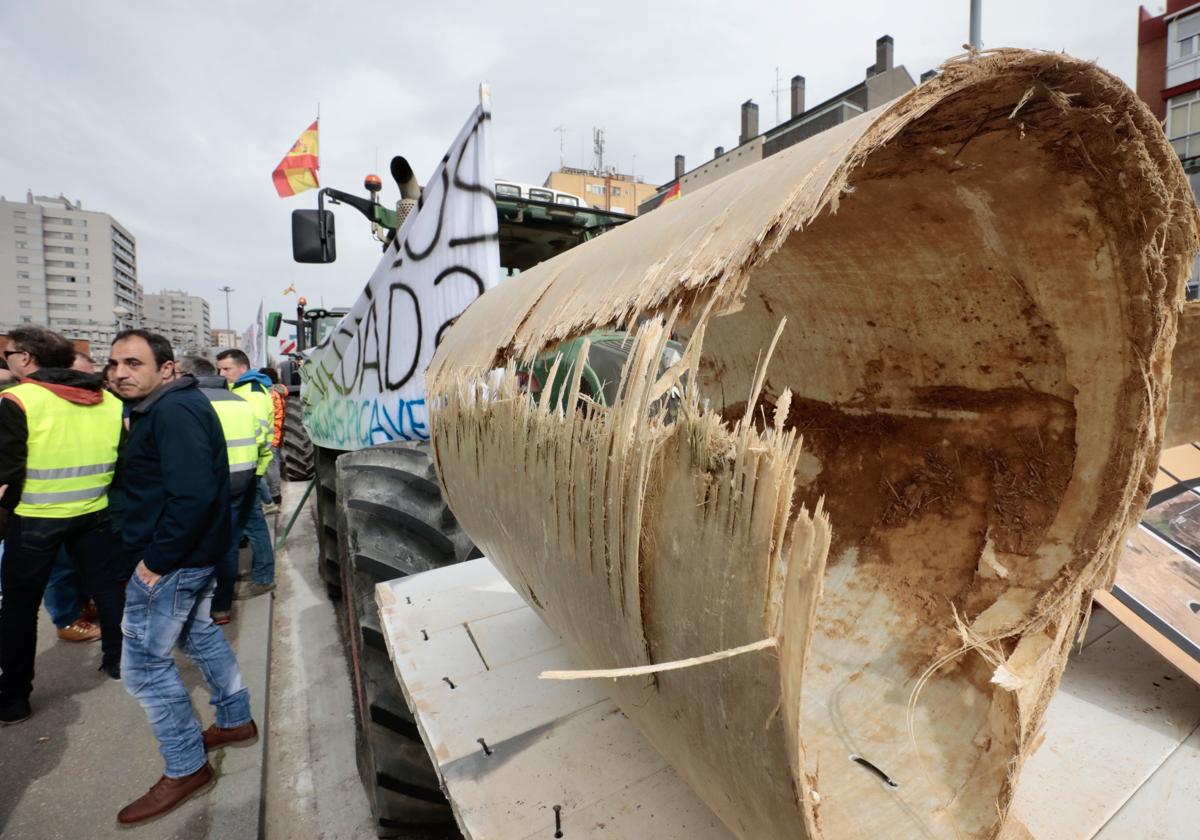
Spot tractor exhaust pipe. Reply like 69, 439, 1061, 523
391, 156, 421, 200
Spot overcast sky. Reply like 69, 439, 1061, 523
0, 1, 1157, 337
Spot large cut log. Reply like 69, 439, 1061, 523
427, 50, 1199, 839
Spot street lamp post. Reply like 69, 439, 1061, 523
218, 285, 235, 331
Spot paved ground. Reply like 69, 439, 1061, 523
0, 525, 272, 839
263, 480, 375, 840
0, 479, 405, 839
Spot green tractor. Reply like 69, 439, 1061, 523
281, 155, 678, 837
268, 302, 348, 481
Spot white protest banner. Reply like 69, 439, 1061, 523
299, 88, 499, 450
240, 300, 265, 368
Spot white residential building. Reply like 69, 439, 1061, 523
0, 191, 143, 345
144, 288, 212, 354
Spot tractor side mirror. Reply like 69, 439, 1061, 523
292, 209, 336, 263
266, 311, 282, 337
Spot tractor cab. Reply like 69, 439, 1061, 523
267, 298, 350, 391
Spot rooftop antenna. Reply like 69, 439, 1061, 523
772, 65, 783, 124
593, 127, 605, 173
554, 124, 567, 169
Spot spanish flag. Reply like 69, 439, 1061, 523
272, 120, 320, 198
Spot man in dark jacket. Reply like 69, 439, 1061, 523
176, 355, 271, 624
107, 329, 257, 825
0, 326, 126, 725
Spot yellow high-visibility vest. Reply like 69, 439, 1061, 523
201, 388, 262, 478
230, 380, 276, 476
7, 382, 123, 518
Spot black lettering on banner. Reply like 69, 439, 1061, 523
452, 116, 498, 202
360, 301, 383, 391
385, 283, 423, 389
303, 103, 500, 450
432, 266, 486, 347
404, 166, 450, 262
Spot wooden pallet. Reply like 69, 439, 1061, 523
377, 559, 1200, 840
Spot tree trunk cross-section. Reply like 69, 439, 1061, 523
426, 51, 1200, 839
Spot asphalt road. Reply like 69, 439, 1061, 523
263, 481, 376, 839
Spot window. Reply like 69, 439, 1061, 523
18, 300, 31, 308
15, 241, 26, 249
612, 186, 622, 197
13, 226, 25, 234
555, 194, 581, 207
1169, 90, 1200, 160
1168, 13, 1200, 86
587, 184, 605, 195
496, 183, 521, 198
16, 256, 28, 264
16, 271, 29, 279
62, 232, 74, 240
17, 285, 30, 292
13, 211, 25, 218
528, 188, 554, 202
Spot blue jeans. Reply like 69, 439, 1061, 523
214, 488, 252, 613
244, 495, 274, 586
121, 566, 251, 778
43, 548, 83, 629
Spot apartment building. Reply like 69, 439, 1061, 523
0, 192, 143, 345
1139, 1, 1200, 297
144, 288, 212, 354
640, 36, 920, 213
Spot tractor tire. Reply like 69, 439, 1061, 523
314, 446, 343, 599
281, 394, 315, 480
335, 441, 480, 837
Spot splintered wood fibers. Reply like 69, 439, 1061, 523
427, 50, 1200, 839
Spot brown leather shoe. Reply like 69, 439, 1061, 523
117, 762, 214, 825
57, 620, 101, 642
202, 719, 258, 751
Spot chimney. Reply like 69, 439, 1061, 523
740, 100, 759, 146
866, 64, 876, 79
674, 154, 685, 180
714, 146, 725, 159
790, 75, 805, 118
920, 69, 938, 83
876, 35, 894, 74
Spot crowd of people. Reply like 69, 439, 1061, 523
0, 324, 290, 825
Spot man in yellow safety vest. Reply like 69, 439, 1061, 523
215, 348, 276, 598
0, 326, 126, 725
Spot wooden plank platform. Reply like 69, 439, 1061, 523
378, 559, 1200, 840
